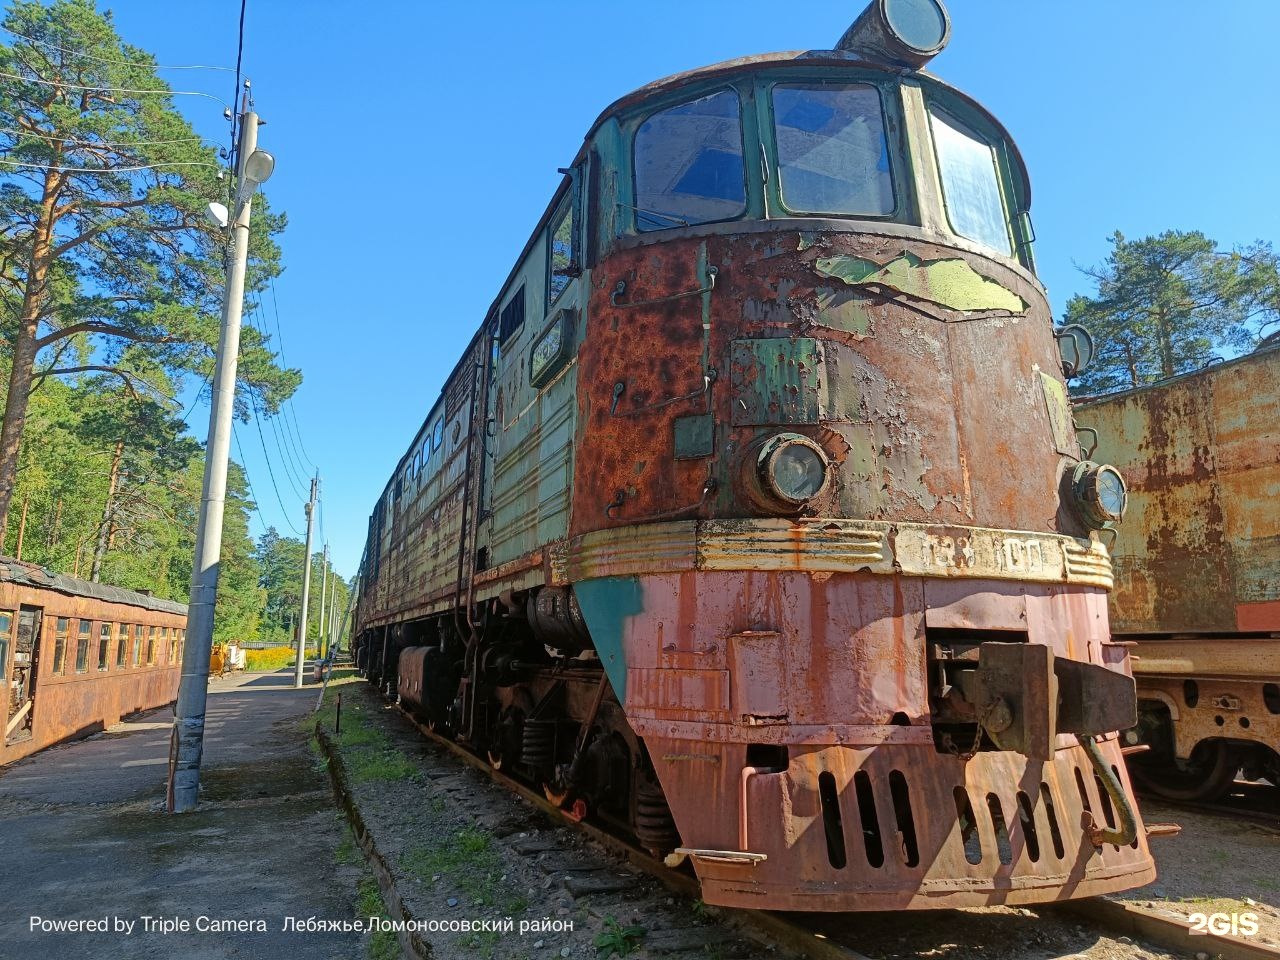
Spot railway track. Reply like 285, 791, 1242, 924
360, 692, 1280, 960
1136, 781, 1280, 828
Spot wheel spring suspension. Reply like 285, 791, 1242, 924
635, 781, 681, 854
521, 718, 558, 770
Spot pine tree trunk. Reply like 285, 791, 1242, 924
91, 440, 125, 582
1154, 307, 1176, 379
0, 169, 63, 541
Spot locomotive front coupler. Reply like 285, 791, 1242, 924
930, 640, 1140, 845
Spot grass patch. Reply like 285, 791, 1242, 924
335, 827, 359, 866
348, 748, 416, 783
595, 916, 645, 957
401, 827, 515, 910
356, 874, 398, 960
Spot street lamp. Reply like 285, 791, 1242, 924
169, 112, 275, 814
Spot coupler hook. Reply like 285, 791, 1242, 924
1077, 733, 1138, 848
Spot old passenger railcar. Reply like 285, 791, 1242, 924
356, 0, 1157, 909
0, 557, 187, 766
1074, 342, 1280, 800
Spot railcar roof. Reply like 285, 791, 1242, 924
1074, 342, 1280, 408
0, 557, 188, 616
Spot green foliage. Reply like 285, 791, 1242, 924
1065, 230, 1279, 396
0, 0, 327, 648
0, 367, 260, 641
595, 917, 646, 958
255, 527, 352, 650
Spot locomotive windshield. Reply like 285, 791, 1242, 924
633, 89, 746, 230
771, 83, 894, 216
624, 67, 1031, 267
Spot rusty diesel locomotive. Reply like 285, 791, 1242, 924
354, 0, 1157, 909
1075, 342, 1280, 802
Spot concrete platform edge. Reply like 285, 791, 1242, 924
316, 721, 433, 960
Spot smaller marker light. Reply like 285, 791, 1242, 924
1071, 461, 1128, 528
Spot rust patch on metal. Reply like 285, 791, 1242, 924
573, 230, 1069, 538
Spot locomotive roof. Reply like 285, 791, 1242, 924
0, 556, 188, 616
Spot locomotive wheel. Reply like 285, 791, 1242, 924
635, 780, 681, 855
1130, 741, 1240, 802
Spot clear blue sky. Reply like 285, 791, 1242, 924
105, 0, 1280, 579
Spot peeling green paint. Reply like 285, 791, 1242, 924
1039, 370, 1076, 456
813, 286, 873, 338
814, 251, 1027, 314
573, 577, 644, 699
730, 337, 825, 426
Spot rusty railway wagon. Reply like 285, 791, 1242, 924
1074, 342, 1280, 803
354, 0, 1158, 910
0, 556, 187, 766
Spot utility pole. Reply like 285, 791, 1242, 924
317, 543, 329, 658
169, 108, 275, 813
293, 474, 318, 688
325, 571, 337, 658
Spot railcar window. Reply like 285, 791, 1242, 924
432, 419, 444, 454
0, 610, 10, 680
634, 88, 746, 231
159, 627, 169, 665
772, 83, 894, 216
53, 617, 68, 674
115, 621, 128, 667
97, 622, 112, 671
499, 285, 525, 343
132, 625, 142, 667
75, 619, 91, 673
146, 626, 157, 666
928, 106, 1011, 254
548, 200, 574, 306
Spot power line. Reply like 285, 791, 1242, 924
243, 302, 309, 500
0, 157, 218, 173
0, 68, 230, 107
0, 24, 234, 72
248, 296, 313, 483
0, 127, 208, 149
268, 277, 316, 468
247, 391, 306, 535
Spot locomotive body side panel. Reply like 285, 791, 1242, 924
1076, 344, 1280, 635
1075, 346, 1280, 793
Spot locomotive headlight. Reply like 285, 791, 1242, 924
757, 434, 831, 507
1071, 461, 1128, 528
